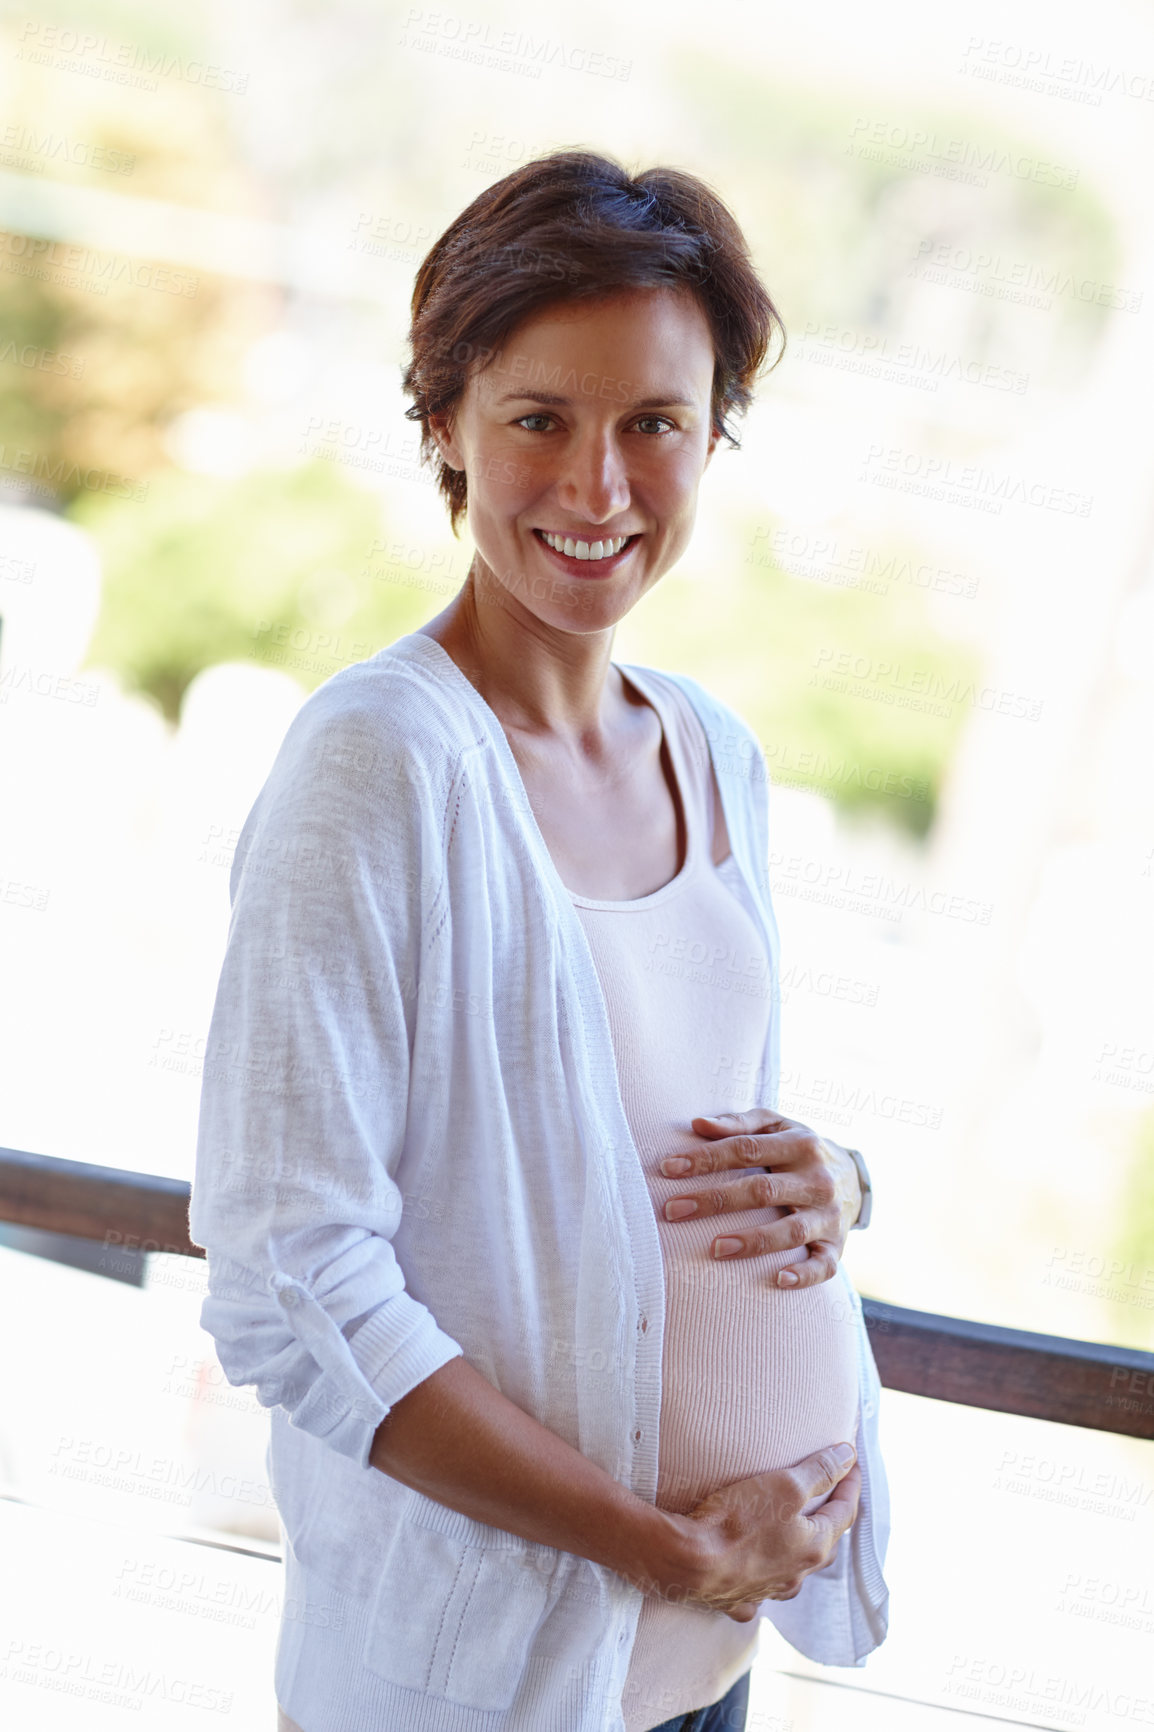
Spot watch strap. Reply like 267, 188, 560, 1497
846, 1146, 872, 1230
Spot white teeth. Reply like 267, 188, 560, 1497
541, 532, 629, 561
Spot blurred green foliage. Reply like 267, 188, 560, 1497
0, 14, 274, 502
74, 451, 973, 834
0, 13, 1123, 839
1110, 1110, 1154, 1351
625, 530, 978, 837
72, 461, 434, 722
666, 53, 1122, 388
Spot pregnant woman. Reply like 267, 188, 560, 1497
192, 149, 889, 1732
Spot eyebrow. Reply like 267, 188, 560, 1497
493, 391, 697, 410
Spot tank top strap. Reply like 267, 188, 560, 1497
617, 665, 706, 867
618, 665, 723, 866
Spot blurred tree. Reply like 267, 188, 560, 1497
0, 21, 275, 505
72, 459, 433, 723
630, 529, 980, 836
665, 55, 1122, 393
1110, 1110, 1154, 1352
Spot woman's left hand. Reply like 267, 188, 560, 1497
659, 1108, 863, 1289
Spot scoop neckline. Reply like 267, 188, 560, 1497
567, 664, 703, 911
398, 632, 702, 911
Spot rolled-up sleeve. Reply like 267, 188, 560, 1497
190, 686, 463, 1470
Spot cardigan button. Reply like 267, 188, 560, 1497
633, 1428, 642, 1445
279, 1289, 299, 1310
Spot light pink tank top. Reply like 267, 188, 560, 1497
570, 669, 860, 1732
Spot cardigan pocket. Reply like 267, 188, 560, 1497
362, 1505, 553, 1712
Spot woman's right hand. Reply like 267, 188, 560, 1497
653, 1442, 861, 1622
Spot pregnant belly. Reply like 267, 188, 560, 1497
652, 1200, 861, 1516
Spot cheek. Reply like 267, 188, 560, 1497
469, 463, 534, 522
652, 467, 703, 531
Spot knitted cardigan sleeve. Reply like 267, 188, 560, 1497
190, 673, 464, 1469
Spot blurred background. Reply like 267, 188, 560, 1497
1, 0, 1152, 1726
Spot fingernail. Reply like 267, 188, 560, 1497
834, 1443, 856, 1465
664, 1198, 697, 1220
713, 1237, 743, 1258
661, 1157, 692, 1176
777, 1270, 799, 1286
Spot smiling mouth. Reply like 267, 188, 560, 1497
535, 529, 637, 562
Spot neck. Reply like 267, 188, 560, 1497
420, 555, 627, 743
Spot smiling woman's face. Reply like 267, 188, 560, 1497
431, 285, 720, 637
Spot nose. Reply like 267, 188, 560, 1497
554, 425, 631, 524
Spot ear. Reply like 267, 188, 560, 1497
429, 411, 465, 472
702, 424, 722, 469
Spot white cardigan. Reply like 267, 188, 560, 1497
191, 630, 890, 1730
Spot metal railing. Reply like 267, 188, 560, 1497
3, 1144, 1153, 1440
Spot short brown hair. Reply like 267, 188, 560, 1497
401, 148, 785, 533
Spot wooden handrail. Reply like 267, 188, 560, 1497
862, 1300, 1154, 1440
3, 1146, 1153, 1440
0, 1145, 203, 1259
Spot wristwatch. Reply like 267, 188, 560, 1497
846, 1146, 873, 1230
